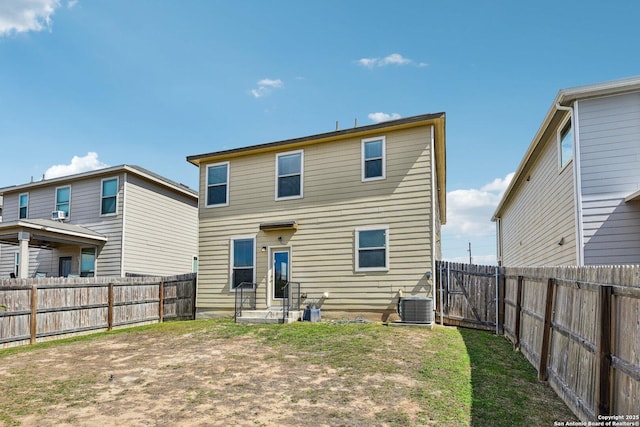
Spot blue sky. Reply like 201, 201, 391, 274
1, 1, 639, 264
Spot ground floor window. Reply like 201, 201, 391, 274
355, 226, 389, 271
80, 248, 96, 277
230, 237, 255, 289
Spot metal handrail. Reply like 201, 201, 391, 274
281, 281, 301, 323
234, 282, 256, 322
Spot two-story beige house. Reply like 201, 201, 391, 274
0, 165, 198, 278
493, 76, 640, 266
187, 113, 446, 321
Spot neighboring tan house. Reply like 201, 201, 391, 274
493, 76, 640, 266
187, 113, 446, 321
0, 165, 198, 278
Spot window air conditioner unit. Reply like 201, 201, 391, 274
51, 210, 66, 221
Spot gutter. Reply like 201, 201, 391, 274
492, 75, 640, 222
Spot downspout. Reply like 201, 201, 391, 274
120, 173, 127, 276
430, 124, 436, 304
556, 102, 584, 265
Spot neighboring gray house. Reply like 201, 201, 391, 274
0, 165, 198, 278
493, 76, 640, 266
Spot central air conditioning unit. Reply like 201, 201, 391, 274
51, 210, 66, 221
398, 297, 434, 324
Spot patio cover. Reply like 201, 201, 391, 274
0, 219, 107, 278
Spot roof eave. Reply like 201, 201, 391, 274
186, 113, 446, 166
493, 75, 640, 221
0, 165, 197, 200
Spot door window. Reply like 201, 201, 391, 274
273, 251, 289, 299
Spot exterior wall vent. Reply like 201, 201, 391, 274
398, 297, 434, 323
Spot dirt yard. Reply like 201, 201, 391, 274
0, 320, 576, 426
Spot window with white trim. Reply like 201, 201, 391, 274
559, 117, 573, 169
101, 178, 118, 215
206, 162, 229, 207
362, 136, 386, 181
19, 193, 28, 219
355, 226, 389, 271
230, 237, 255, 289
276, 150, 303, 200
14, 253, 19, 277
56, 186, 71, 217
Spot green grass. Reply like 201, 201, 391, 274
0, 319, 576, 426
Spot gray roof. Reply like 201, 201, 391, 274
0, 219, 108, 243
0, 165, 197, 198
187, 112, 446, 165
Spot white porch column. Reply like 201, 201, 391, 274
18, 231, 30, 279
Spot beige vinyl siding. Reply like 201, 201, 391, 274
122, 174, 198, 276
197, 126, 434, 315
577, 93, 640, 264
499, 116, 577, 266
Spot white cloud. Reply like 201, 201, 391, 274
380, 53, 411, 66
368, 112, 401, 123
357, 53, 422, 68
44, 152, 109, 179
250, 78, 284, 98
0, 0, 61, 36
357, 58, 377, 68
443, 172, 514, 238
67, 0, 78, 8
481, 172, 515, 196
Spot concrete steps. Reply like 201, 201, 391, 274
236, 309, 302, 324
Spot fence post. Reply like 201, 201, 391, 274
495, 267, 499, 335
597, 285, 613, 416
30, 285, 37, 344
191, 275, 197, 320
108, 283, 114, 331
538, 278, 556, 381
498, 269, 506, 335
439, 262, 444, 325
514, 275, 524, 351
446, 262, 450, 315
158, 281, 164, 323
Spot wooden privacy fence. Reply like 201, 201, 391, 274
502, 266, 639, 422
437, 261, 639, 422
0, 273, 196, 349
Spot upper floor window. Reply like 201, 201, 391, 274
276, 150, 303, 200
56, 186, 71, 217
206, 162, 229, 207
230, 236, 255, 289
559, 117, 573, 169
19, 193, 29, 219
101, 178, 118, 215
362, 137, 386, 181
355, 226, 389, 272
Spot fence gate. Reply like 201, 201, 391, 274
435, 261, 504, 333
